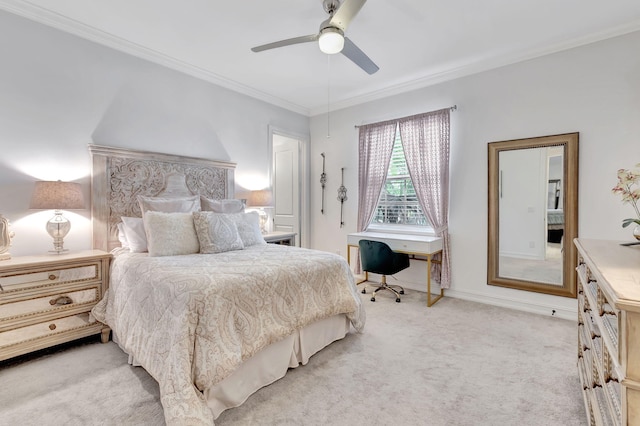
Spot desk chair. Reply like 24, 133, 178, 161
358, 239, 410, 303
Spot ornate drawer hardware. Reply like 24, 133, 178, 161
49, 295, 73, 306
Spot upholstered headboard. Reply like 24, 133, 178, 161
89, 144, 236, 252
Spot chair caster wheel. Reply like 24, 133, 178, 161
361, 289, 366, 294
371, 297, 376, 302
399, 290, 405, 294
396, 298, 401, 302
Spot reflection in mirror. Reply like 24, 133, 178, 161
488, 133, 578, 298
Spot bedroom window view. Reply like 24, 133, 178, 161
371, 129, 429, 227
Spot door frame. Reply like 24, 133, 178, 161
268, 125, 310, 248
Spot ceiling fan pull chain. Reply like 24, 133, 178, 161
327, 54, 331, 139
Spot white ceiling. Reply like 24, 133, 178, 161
2, 0, 640, 116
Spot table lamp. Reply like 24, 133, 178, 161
247, 189, 272, 234
30, 180, 85, 253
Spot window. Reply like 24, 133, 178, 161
371, 127, 429, 227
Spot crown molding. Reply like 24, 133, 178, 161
3, 0, 639, 118
309, 20, 640, 116
0, 0, 311, 116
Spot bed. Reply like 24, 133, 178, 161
87, 145, 365, 425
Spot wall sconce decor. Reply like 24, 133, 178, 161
320, 153, 327, 214
337, 167, 347, 227
30, 180, 85, 253
247, 189, 273, 234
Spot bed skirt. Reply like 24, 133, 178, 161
114, 314, 350, 419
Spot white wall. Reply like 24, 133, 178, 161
309, 30, 640, 318
499, 148, 546, 260
0, 11, 309, 256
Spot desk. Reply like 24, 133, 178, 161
347, 231, 444, 306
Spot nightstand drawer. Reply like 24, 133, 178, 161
0, 286, 100, 329
0, 313, 95, 348
0, 264, 99, 292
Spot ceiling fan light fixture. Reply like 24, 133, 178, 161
318, 27, 344, 54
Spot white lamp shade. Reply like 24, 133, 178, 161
30, 181, 85, 210
318, 27, 344, 54
247, 189, 273, 208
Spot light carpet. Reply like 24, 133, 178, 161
0, 290, 586, 425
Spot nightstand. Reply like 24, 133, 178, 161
0, 250, 111, 361
263, 231, 297, 246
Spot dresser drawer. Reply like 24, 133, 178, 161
0, 286, 100, 331
0, 313, 96, 348
0, 262, 100, 291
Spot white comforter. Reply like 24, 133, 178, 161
92, 244, 365, 425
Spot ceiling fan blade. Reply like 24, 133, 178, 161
329, 0, 366, 31
251, 34, 318, 52
341, 37, 379, 74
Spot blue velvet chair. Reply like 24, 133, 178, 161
358, 239, 410, 303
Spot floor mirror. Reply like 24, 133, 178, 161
487, 133, 579, 298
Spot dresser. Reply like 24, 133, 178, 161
574, 239, 640, 425
0, 250, 111, 361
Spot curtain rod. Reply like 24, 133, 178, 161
354, 105, 457, 129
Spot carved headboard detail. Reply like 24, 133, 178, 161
89, 144, 236, 252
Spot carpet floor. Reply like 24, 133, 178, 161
0, 290, 586, 425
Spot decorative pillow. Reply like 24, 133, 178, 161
121, 216, 147, 253
228, 211, 266, 247
200, 197, 244, 213
116, 222, 130, 250
143, 211, 200, 257
138, 195, 201, 215
193, 211, 244, 254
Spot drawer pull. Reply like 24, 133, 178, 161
49, 323, 56, 330
48, 274, 57, 281
49, 295, 73, 306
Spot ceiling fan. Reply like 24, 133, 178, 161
251, 0, 379, 75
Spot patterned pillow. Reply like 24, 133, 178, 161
193, 211, 244, 254
228, 211, 266, 247
143, 211, 200, 257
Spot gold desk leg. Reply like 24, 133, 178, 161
347, 244, 367, 285
426, 252, 444, 307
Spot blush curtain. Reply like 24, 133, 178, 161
355, 121, 397, 272
398, 109, 451, 288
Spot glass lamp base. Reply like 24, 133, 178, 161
46, 211, 71, 253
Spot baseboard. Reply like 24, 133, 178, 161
442, 289, 577, 321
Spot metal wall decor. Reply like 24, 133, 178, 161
320, 153, 327, 214
337, 167, 348, 227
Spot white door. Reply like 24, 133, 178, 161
272, 134, 300, 245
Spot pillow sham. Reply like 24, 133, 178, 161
228, 211, 266, 247
200, 196, 244, 213
116, 222, 130, 249
138, 195, 201, 215
144, 211, 200, 257
192, 211, 244, 254
121, 216, 147, 253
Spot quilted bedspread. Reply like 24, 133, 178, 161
92, 244, 365, 425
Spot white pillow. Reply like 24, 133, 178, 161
143, 211, 200, 257
138, 195, 201, 215
121, 216, 147, 253
200, 197, 244, 213
192, 211, 244, 254
228, 211, 266, 247
116, 222, 130, 250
